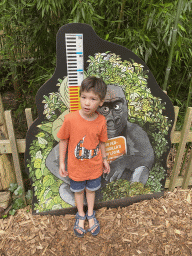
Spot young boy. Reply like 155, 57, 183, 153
57, 76, 110, 237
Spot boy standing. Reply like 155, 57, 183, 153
57, 76, 110, 237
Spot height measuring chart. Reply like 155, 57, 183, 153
65, 34, 84, 112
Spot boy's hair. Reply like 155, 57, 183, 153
80, 76, 107, 100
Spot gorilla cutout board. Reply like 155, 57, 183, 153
25, 23, 175, 215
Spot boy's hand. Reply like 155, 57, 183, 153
103, 159, 110, 174
59, 163, 68, 177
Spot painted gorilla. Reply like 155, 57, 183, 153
45, 84, 154, 206
97, 85, 154, 189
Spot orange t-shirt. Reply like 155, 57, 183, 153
57, 110, 108, 181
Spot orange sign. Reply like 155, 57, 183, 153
105, 136, 127, 163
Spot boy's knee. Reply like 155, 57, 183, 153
75, 189, 84, 195
86, 188, 95, 193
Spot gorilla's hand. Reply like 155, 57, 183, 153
105, 156, 127, 182
130, 166, 149, 185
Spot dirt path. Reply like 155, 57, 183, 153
0, 188, 191, 256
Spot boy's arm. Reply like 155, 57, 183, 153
59, 139, 68, 177
100, 142, 110, 174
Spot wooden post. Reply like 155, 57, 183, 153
25, 108, 33, 129
169, 107, 192, 191
170, 106, 179, 143
182, 149, 192, 189
0, 94, 16, 190
4, 110, 26, 203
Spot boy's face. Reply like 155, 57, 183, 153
80, 90, 104, 117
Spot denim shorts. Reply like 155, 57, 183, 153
70, 176, 101, 193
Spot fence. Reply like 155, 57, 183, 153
0, 94, 192, 194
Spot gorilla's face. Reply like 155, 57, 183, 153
98, 85, 128, 138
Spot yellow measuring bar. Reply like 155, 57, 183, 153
69, 86, 81, 112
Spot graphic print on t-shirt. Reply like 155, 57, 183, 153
74, 136, 99, 160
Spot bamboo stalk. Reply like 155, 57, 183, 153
186, 76, 192, 108
174, 68, 187, 102
137, 0, 140, 28
163, 0, 183, 91
117, 0, 126, 33
142, 0, 153, 32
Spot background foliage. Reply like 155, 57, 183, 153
0, 0, 192, 125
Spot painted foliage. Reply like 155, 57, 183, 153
25, 23, 174, 214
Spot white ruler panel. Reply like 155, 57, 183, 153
65, 34, 84, 87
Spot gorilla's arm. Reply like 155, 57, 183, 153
105, 121, 154, 182
126, 121, 154, 169
45, 144, 70, 185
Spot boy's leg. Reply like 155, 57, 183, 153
86, 189, 98, 233
75, 190, 85, 234
86, 189, 95, 216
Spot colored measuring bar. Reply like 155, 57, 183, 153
65, 33, 84, 112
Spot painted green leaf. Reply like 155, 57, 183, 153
46, 199, 55, 210
52, 204, 62, 210
37, 122, 53, 134
52, 110, 69, 142
51, 184, 59, 193
36, 151, 43, 159
44, 188, 52, 200
37, 132, 45, 138
43, 175, 55, 187
61, 200, 72, 208
43, 167, 51, 176
34, 158, 42, 169
39, 187, 46, 200
53, 195, 61, 204
38, 137, 48, 145
35, 168, 42, 179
